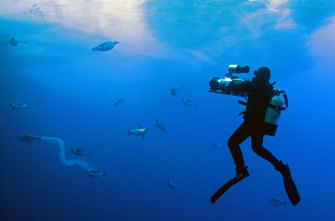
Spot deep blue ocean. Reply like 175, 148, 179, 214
1, 1, 335, 220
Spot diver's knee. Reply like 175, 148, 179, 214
252, 145, 263, 154
227, 138, 235, 148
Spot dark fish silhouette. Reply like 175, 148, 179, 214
9, 38, 19, 46
114, 98, 125, 106
87, 170, 106, 177
167, 180, 177, 189
71, 148, 92, 156
17, 135, 41, 146
169, 86, 185, 96
154, 119, 166, 133
8, 38, 26, 46
266, 197, 287, 206
92, 41, 119, 51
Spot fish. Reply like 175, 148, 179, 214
169, 86, 185, 96
128, 123, 149, 139
181, 99, 197, 106
266, 197, 287, 206
87, 170, 106, 177
9, 102, 29, 110
17, 135, 41, 146
212, 142, 223, 148
167, 180, 177, 189
71, 148, 92, 156
9, 38, 19, 46
114, 98, 125, 106
8, 38, 26, 46
92, 41, 119, 51
154, 119, 166, 133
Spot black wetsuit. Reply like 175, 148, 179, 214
228, 77, 282, 171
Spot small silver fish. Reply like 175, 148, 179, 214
9, 102, 29, 110
128, 123, 149, 139
181, 99, 197, 106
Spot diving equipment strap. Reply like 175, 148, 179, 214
238, 100, 247, 106
238, 90, 288, 111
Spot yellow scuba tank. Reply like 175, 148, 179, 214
264, 89, 288, 136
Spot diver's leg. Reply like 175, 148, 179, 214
251, 133, 282, 169
251, 132, 300, 205
228, 122, 250, 176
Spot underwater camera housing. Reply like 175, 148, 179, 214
209, 65, 250, 97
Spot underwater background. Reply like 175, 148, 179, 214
0, 0, 335, 220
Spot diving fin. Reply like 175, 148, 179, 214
282, 165, 300, 206
211, 176, 247, 204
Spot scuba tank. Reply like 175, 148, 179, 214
237, 87, 289, 136
264, 89, 289, 136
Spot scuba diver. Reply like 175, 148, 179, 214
227, 67, 287, 179
209, 65, 299, 206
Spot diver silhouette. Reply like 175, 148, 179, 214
228, 67, 284, 178
210, 67, 300, 206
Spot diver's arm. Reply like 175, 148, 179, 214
230, 81, 252, 94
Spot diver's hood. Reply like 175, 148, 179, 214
254, 67, 271, 82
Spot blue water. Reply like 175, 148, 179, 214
1, 1, 335, 220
